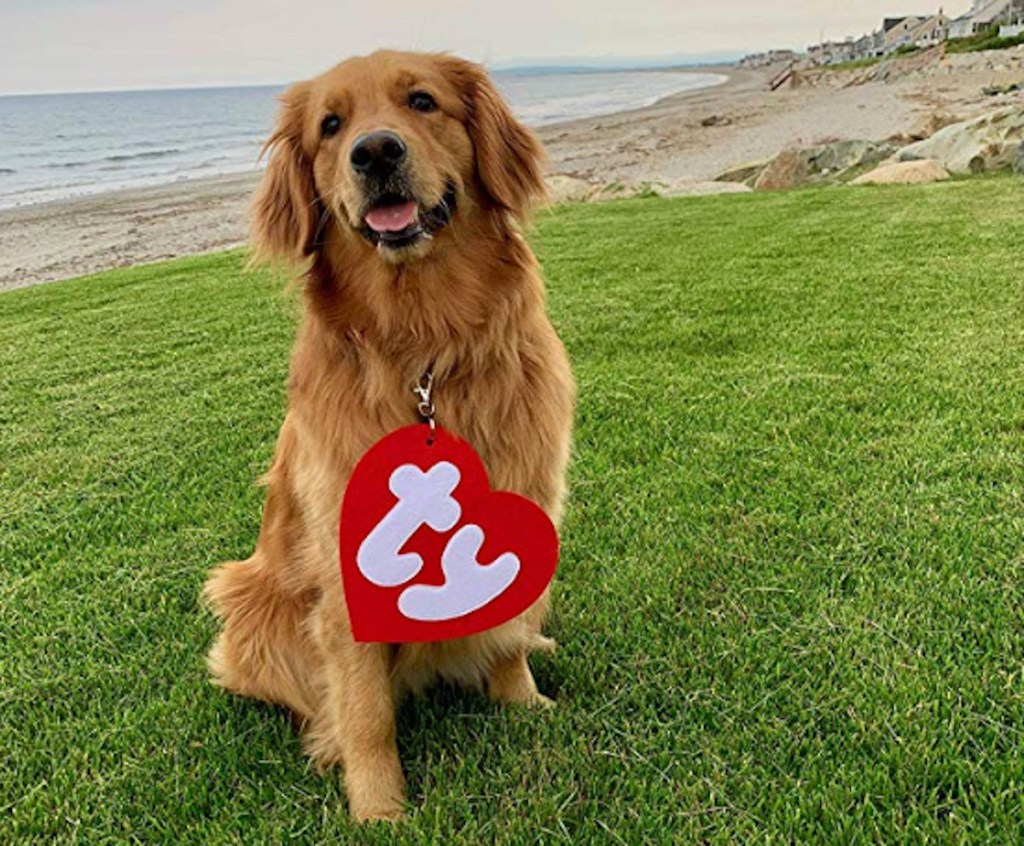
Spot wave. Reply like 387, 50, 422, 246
2, 72, 726, 209
105, 148, 182, 163
46, 148, 184, 170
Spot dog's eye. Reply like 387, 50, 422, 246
408, 91, 437, 113
321, 113, 342, 138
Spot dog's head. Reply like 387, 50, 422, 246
252, 50, 546, 265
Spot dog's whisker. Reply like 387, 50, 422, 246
312, 206, 332, 246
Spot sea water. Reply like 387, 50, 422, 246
0, 69, 725, 210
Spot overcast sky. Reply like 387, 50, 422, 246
0, 1, 966, 95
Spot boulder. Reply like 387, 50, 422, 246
1016, 143, 1024, 175
805, 139, 895, 175
700, 114, 733, 127
545, 174, 597, 203
754, 149, 810, 190
851, 159, 950, 185
750, 140, 898, 191
908, 111, 960, 141
897, 106, 1024, 174
714, 158, 771, 185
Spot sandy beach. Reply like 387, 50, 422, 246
3, 54, 1024, 293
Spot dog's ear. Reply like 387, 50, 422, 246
443, 57, 547, 221
251, 81, 318, 263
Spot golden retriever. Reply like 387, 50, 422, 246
202, 50, 574, 821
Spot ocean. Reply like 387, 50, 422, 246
0, 69, 725, 210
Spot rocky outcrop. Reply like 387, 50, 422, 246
908, 111, 961, 142
714, 159, 772, 185
754, 149, 810, 190
804, 139, 894, 176
749, 140, 898, 190
851, 159, 950, 185
800, 43, 1024, 90
897, 107, 1024, 174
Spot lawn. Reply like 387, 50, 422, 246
3, 177, 1024, 844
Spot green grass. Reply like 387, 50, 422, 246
4, 176, 1024, 844
827, 55, 884, 72
946, 29, 1024, 54
824, 45, 918, 74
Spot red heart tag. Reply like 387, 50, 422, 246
339, 425, 559, 643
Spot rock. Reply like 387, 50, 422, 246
1016, 144, 1024, 175
545, 174, 597, 203
982, 82, 1023, 96
804, 139, 895, 175
715, 158, 771, 184
754, 149, 810, 190
750, 140, 897, 191
897, 106, 1024, 174
654, 179, 753, 197
851, 159, 950, 185
700, 114, 733, 127
908, 111, 960, 141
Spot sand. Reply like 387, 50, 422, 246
2, 57, 1022, 293
537, 67, 915, 183
0, 173, 258, 293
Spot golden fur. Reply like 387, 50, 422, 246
201, 50, 574, 821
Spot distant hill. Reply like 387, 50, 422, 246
492, 52, 742, 74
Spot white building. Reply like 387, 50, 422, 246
949, 0, 1015, 38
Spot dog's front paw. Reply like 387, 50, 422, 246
346, 766, 407, 823
526, 691, 556, 709
487, 653, 555, 708
351, 798, 406, 824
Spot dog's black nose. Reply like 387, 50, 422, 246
350, 131, 407, 177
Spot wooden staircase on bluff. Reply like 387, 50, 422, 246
769, 63, 796, 91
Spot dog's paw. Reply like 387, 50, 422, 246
526, 691, 556, 709
491, 685, 556, 709
354, 808, 405, 824
351, 797, 406, 824
346, 766, 407, 824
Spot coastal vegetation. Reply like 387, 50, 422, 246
946, 27, 1024, 53
3, 175, 1024, 843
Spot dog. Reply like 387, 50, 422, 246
202, 50, 575, 821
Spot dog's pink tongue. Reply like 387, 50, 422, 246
365, 202, 417, 233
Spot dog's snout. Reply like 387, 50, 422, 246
350, 130, 407, 177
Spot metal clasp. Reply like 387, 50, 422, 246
412, 367, 436, 440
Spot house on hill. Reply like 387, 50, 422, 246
907, 11, 951, 47
882, 15, 927, 52
810, 7, 952, 65
949, 0, 1015, 38
1001, 0, 1024, 36
738, 49, 799, 69
808, 39, 856, 65
853, 33, 876, 59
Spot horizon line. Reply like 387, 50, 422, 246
0, 53, 742, 98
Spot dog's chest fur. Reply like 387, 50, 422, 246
278, 290, 571, 694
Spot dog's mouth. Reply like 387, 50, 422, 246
359, 184, 457, 250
